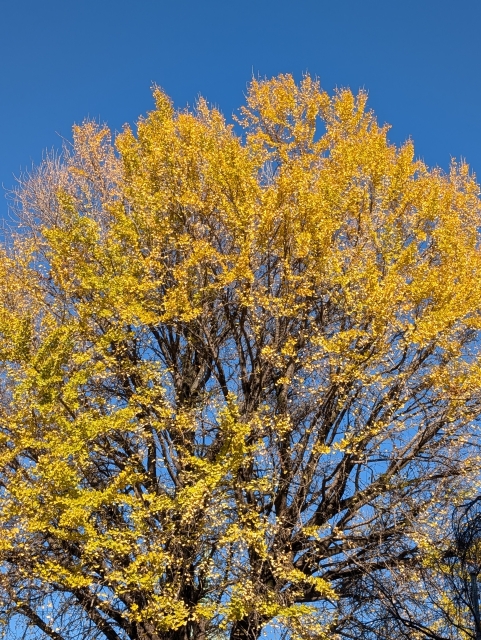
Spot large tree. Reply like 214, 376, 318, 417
1, 74, 481, 640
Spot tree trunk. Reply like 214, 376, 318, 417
230, 615, 263, 640
162, 620, 206, 640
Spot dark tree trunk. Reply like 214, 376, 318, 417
161, 620, 206, 640
229, 615, 263, 640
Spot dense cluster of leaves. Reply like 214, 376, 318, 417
1, 74, 481, 640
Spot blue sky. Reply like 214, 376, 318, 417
1, 0, 481, 220
1, 3, 481, 638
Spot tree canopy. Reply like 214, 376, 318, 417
1, 74, 481, 640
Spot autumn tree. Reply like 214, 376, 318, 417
349, 498, 481, 640
1, 74, 481, 640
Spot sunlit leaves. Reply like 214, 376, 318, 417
1, 74, 481, 640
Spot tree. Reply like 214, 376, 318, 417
1, 74, 481, 640
354, 498, 481, 640
330, 505, 479, 640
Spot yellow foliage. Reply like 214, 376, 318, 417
1, 73, 481, 640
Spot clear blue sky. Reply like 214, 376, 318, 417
1, 0, 481, 220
